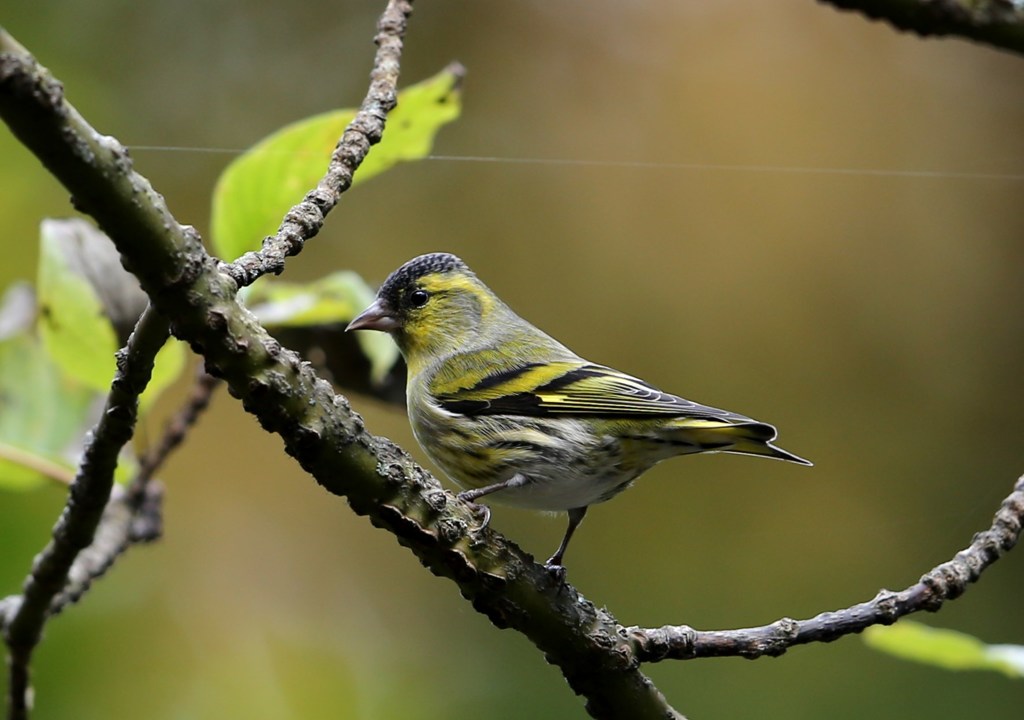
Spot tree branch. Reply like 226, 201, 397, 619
0, 14, 685, 719
223, 0, 413, 284
819, 0, 1024, 56
0, 305, 168, 720
48, 481, 165, 615
47, 366, 221, 617
134, 364, 220, 485
626, 474, 1024, 662
6, 5, 1022, 717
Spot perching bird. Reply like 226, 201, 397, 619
347, 253, 810, 569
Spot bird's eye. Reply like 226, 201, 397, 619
409, 289, 429, 308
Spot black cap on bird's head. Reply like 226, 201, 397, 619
377, 252, 468, 312
346, 252, 472, 334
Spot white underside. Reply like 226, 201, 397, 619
409, 393, 671, 511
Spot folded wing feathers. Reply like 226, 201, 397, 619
438, 363, 754, 423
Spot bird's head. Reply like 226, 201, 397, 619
347, 253, 498, 367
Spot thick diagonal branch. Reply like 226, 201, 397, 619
819, 0, 1024, 56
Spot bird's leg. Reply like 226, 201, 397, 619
456, 474, 530, 532
545, 506, 588, 575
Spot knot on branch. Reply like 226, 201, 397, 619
870, 589, 902, 623
994, 479, 1024, 549
624, 625, 697, 661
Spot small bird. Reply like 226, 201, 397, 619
348, 253, 810, 569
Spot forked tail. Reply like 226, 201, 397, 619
668, 418, 812, 466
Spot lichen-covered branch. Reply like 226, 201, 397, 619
819, 0, 1024, 55
626, 474, 1024, 662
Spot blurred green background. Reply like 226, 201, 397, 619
2, 1, 1023, 718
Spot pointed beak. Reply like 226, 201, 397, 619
346, 298, 400, 332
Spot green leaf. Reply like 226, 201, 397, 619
864, 621, 1024, 678
246, 271, 372, 326
0, 333, 95, 490
37, 220, 120, 391
35, 220, 185, 411
247, 271, 399, 385
210, 66, 463, 260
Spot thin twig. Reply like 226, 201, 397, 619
1, 305, 168, 720
223, 0, 415, 286
48, 481, 164, 615
48, 364, 221, 616
134, 365, 220, 486
626, 474, 1024, 662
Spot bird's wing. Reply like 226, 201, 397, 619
435, 361, 750, 421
